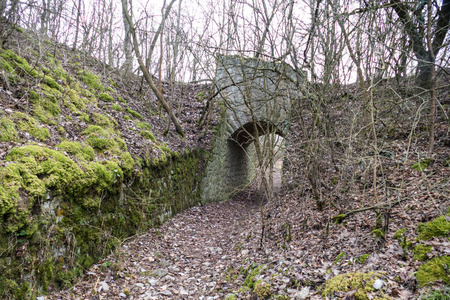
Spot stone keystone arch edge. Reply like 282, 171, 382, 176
201, 55, 302, 202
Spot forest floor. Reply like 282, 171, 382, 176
47, 146, 450, 300
2, 27, 449, 300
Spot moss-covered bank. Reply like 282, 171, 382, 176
0, 29, 209, 299
0, 146, 204, 299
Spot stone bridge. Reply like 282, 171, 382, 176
202, 55, 301, 202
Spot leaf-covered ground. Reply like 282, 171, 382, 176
1, 27, 449, 300
47, 135, 450, 299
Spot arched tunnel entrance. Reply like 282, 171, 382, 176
200, 55, 299, 203
226, 121, 285, 196
201, 119, 286, 203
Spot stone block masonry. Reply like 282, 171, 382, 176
202, 55, 301, 202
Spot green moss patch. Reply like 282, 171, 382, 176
42, 76, 62, 91
57, 141, 95, 161
78, 70, 104, 91
82, 125, 116, 151
413, 244, 433, 261
393, 228, 407, 240
111, 103, 123, 111
0, 48, 41, 78
45, 57, 69, 84
0, 58, 18, 85
136, 122, 152, 131
28, 86, 61, 124
411, 159, 431, 172
5, 145, 83, 195
417, 215, 450, 241
80, 112, 90, 123
98, 92, 114, 102
417, 256, 450, 286
0, 146, 81, 217
119, 151, 134, 177
243, 264, 266, 290
0, 117, 19, 142
62, 90, 82, 114
82, 125, 123, 154
92, 113, 117, 128
0, 57, 14, 73
253, 281, 272, 298
140, 130, 156, 141
126, 108, 143, 119
66, 88, 87, 110
134, 123, 157, 142
322, 272, 389, 300
12, 111, 50, 141
0, 144, 128, 218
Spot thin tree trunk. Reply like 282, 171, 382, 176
121, 0, 184, 137
108, 0, 114, 66
147, 0, 177, 65
390, 0, 450, 154
122, 0, 133, 74
426, 0, 436, 155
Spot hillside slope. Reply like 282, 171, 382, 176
0, 27, 215, 298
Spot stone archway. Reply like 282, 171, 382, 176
201, 55, 301, 202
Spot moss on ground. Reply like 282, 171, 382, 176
42, 76, 62, 91
417, 215, 450, 241
0, 117, 19, 142
0, 48, 41, 78
416, 256, 450, 286
111, 103, 123, 111
393, 228, 407, 240
119, 151, 135, 177
253, 281, 272, 298
413, 244, 433, 261
98, 92, 114, 102
135, 122, 156, 141
28, 85, 61, 124
57, 141, 95, 161
82, 125, 117, 151
80, 112, 90, 123
12, 111, 50, 141
45, 56, 69, 84
64, 88, 87, 112
322, 271, 390, 300
78, 70, 104, 91
243, 264, 266, 290
140, 130, 156, 141
126, 108, 143, 119
136, 122, 152, 131
411, 159, 431, 172
0, 57, 15, 73
92, 112, 117, 128
0, 58, 18, 84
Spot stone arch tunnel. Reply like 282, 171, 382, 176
201, 55, 301, 202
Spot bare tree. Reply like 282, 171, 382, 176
389, 0, 450, 154
121, 0, 184, 137
122, 0, 133, 75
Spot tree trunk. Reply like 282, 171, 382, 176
122, 0, 133, 75
390, 0, 450, 155
121, 0, 185, 137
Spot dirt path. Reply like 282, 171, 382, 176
49, 192, 262, 300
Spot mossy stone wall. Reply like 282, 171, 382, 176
0, 150, 204, 299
